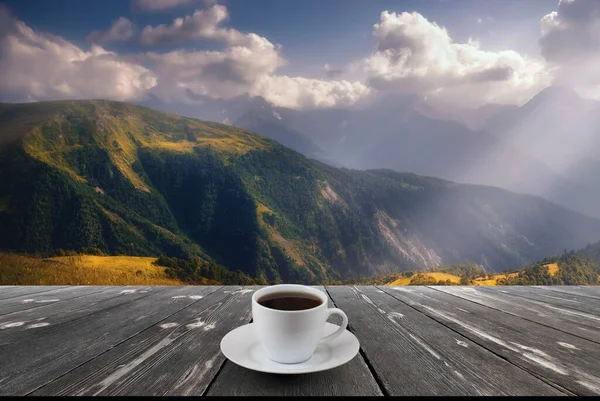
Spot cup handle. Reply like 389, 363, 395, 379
320, 308, 348, 343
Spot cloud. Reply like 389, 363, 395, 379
143, 32, 370, 108
136, 4, 370, 108
0, 3, 369, 109
251, 75, 371, 109
0, 6, 156, 102
144, 33, 284, 101
362, 11, 549, 107
139, 5, 249, 46
539, 0, 600, 87
134, 0, 196, 12
87, 17, 135, 44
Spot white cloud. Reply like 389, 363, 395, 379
539, 0, 600, 87
145, 34, 283, 101
87, 17, 135, 44
0, 6, 156, 102
362, 11, 549, 107
251, 76, 371, 109
134, 0, 196, 12
144, 37, 371, 109
0, 3, 369, 109
137, 4, 370, 109
139, 5, 250, 46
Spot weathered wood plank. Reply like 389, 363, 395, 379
205, 286, 383, 396
0, 286, 164, 344
0, 286, 108, 317
326, 286, 564, 396
430, 286, 600, 343
0, 286, 220, 395
533, 286, 600, 300
0, 286, 68, 301
31, 286, 254, 396
380, 286, 600, 395
482, 286, 600, 316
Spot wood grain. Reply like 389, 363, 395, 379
532, 286, 600, 300
479, 286, 600, 316
3, 285, 600, 396
430, 286, 600, 343
205, 286, 383, 396
31, 286, 254, 396
380, 286, 600, 395
0, 286, 220, 395
326, 286, 564, 396
0, 286, 68, 300
0, 286, 165, 345
0, 286, 107, 316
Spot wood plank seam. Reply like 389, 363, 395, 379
23, 286, 225, 396
426, 286, 600, 346
0, 287, 109, 317
376, 286, 576, 396
201, 287, 255, 396
200, 345, 231, 396
324, 286, 390, 396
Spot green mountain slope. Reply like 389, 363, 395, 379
1, 100, 600, 284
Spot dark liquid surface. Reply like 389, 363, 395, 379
257, 292, 322, 311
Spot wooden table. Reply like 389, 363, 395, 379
1, 285, 599, 396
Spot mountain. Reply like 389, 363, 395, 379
137, 91, 255, 125
232, 96, 323, 159
2, 100, 600, 284
481, 85, 600, 218
230, 94, 600, 216
415, 100, 519, 131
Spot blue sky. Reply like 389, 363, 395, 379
3, 0, 555, 60
0, 0, 596, 109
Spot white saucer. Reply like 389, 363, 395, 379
220, 322, 360, 374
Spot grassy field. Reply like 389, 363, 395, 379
385, 270, 526, 286
0, 253, 565, 286
387, 272, 462, 286
545, 263, 559, 276
0, 254, 183, 285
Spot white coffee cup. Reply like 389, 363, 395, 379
252, 284, 349, 364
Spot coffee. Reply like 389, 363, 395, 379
257, 292, 323, 311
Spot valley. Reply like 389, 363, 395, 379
182, 89, 600, 220
1, 100, 600, 285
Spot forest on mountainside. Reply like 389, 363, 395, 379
2, 100, 600, 285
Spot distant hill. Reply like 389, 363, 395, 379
229, 92, 600, 219
483, 85, 600, 219
136, 87, 600, 220
371, 253, 599, 286
2, 100, 600, 284
233, 96, 323, 159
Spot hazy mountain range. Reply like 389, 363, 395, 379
2, 100, 600, 284
139, 85, 600, 220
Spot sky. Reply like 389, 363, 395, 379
1, 0, 599, 109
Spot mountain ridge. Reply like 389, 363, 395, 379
2, 100, 600, 284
